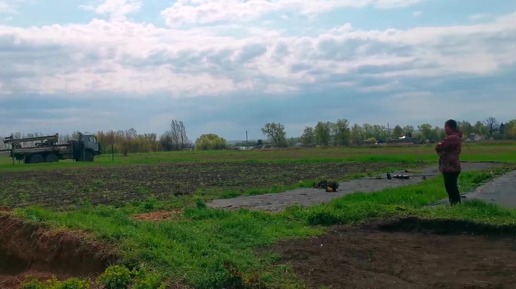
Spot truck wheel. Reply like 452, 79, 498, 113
46, 154, 58, 163
29, 154, 44, 164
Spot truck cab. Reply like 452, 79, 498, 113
73, 133, 101, 162
79, 134, 100, 153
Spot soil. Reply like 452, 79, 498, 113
0, 213, 117, 289
267, 217, 516, 289
0, 162, 395, 208
131, 209, 184, 222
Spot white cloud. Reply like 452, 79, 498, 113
0, 8, 515, 100
0, 1, 15, 14
161, 0, 422, 26
82, 0, 142, 21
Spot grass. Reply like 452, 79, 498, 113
4, 142, 516, 288
1, 141, 515, 172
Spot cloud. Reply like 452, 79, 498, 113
81, 0, 142, 21
0, 1, 16, 14
0, 11, 515, 100
161, 0, 422, 26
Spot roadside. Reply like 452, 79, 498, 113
208, 162, 501, 211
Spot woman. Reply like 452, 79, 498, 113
435, 119, 463, 205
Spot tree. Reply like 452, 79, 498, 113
403, 125, 414, 138
195, 134, 227, 150
418, 123, 434, 142
332, 119, 351, 146
301, 126, 315, 146
392, 125, 404, 139
350, 124, 365, 145
474, 121, 487, 137
458, 121, 474, 137
503, 120, 516, 139
161, 120, 190, 151
484, 117, 499, 138
261, 123, 287, 147
371, 124, 389, 142
362, 124, 374, 139
314, 121, 332, 146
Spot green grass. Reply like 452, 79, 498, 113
4, 142, 516, 288
15, 204, 316, 288
2, 141, 515, 172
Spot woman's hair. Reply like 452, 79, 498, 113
445, 119, 458, 131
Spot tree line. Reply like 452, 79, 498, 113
2, 117, 515, 153
262, 117, 516, 147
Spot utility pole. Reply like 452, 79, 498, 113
246, 130, 249, 148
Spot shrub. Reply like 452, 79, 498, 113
97, 265, 132, 289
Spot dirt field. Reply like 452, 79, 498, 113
268, 217, 516, 289
0, 162, 394, 208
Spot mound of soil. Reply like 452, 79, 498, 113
131, 209, 184, 222
268, 217, 516, 289
0, 214, 117, 289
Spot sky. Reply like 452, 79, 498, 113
0, 0, 515, 141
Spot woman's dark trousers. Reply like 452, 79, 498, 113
443, 172, 461, 205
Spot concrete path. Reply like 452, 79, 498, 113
460, 170, 516, 208
208, 162, 500, 212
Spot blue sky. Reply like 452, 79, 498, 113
1, 0, 515, 141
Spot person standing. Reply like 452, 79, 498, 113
435, 119, 463, 205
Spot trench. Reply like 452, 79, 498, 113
0, 214, 116, 288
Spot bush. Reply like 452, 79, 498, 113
131, 269, 165, 289
54, 278, 90, 289
21, 278, 46, 289
21, 277, 90, 289
97, 265, 132, 289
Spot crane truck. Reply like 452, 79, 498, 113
2, 133, 101, 163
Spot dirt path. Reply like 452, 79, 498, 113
208, 162, 499, 211
267, 217, 516, 289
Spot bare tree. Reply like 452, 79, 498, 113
484, 117, 499, 138
161, 120, 190, 151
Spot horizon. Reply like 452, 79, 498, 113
1, 0, 515, 140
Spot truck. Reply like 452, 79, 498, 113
2, 133, 101, 163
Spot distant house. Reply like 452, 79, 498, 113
467, 133, 483, 142
386, 136, 418, 145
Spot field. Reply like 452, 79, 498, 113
1, 142, 516, 289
